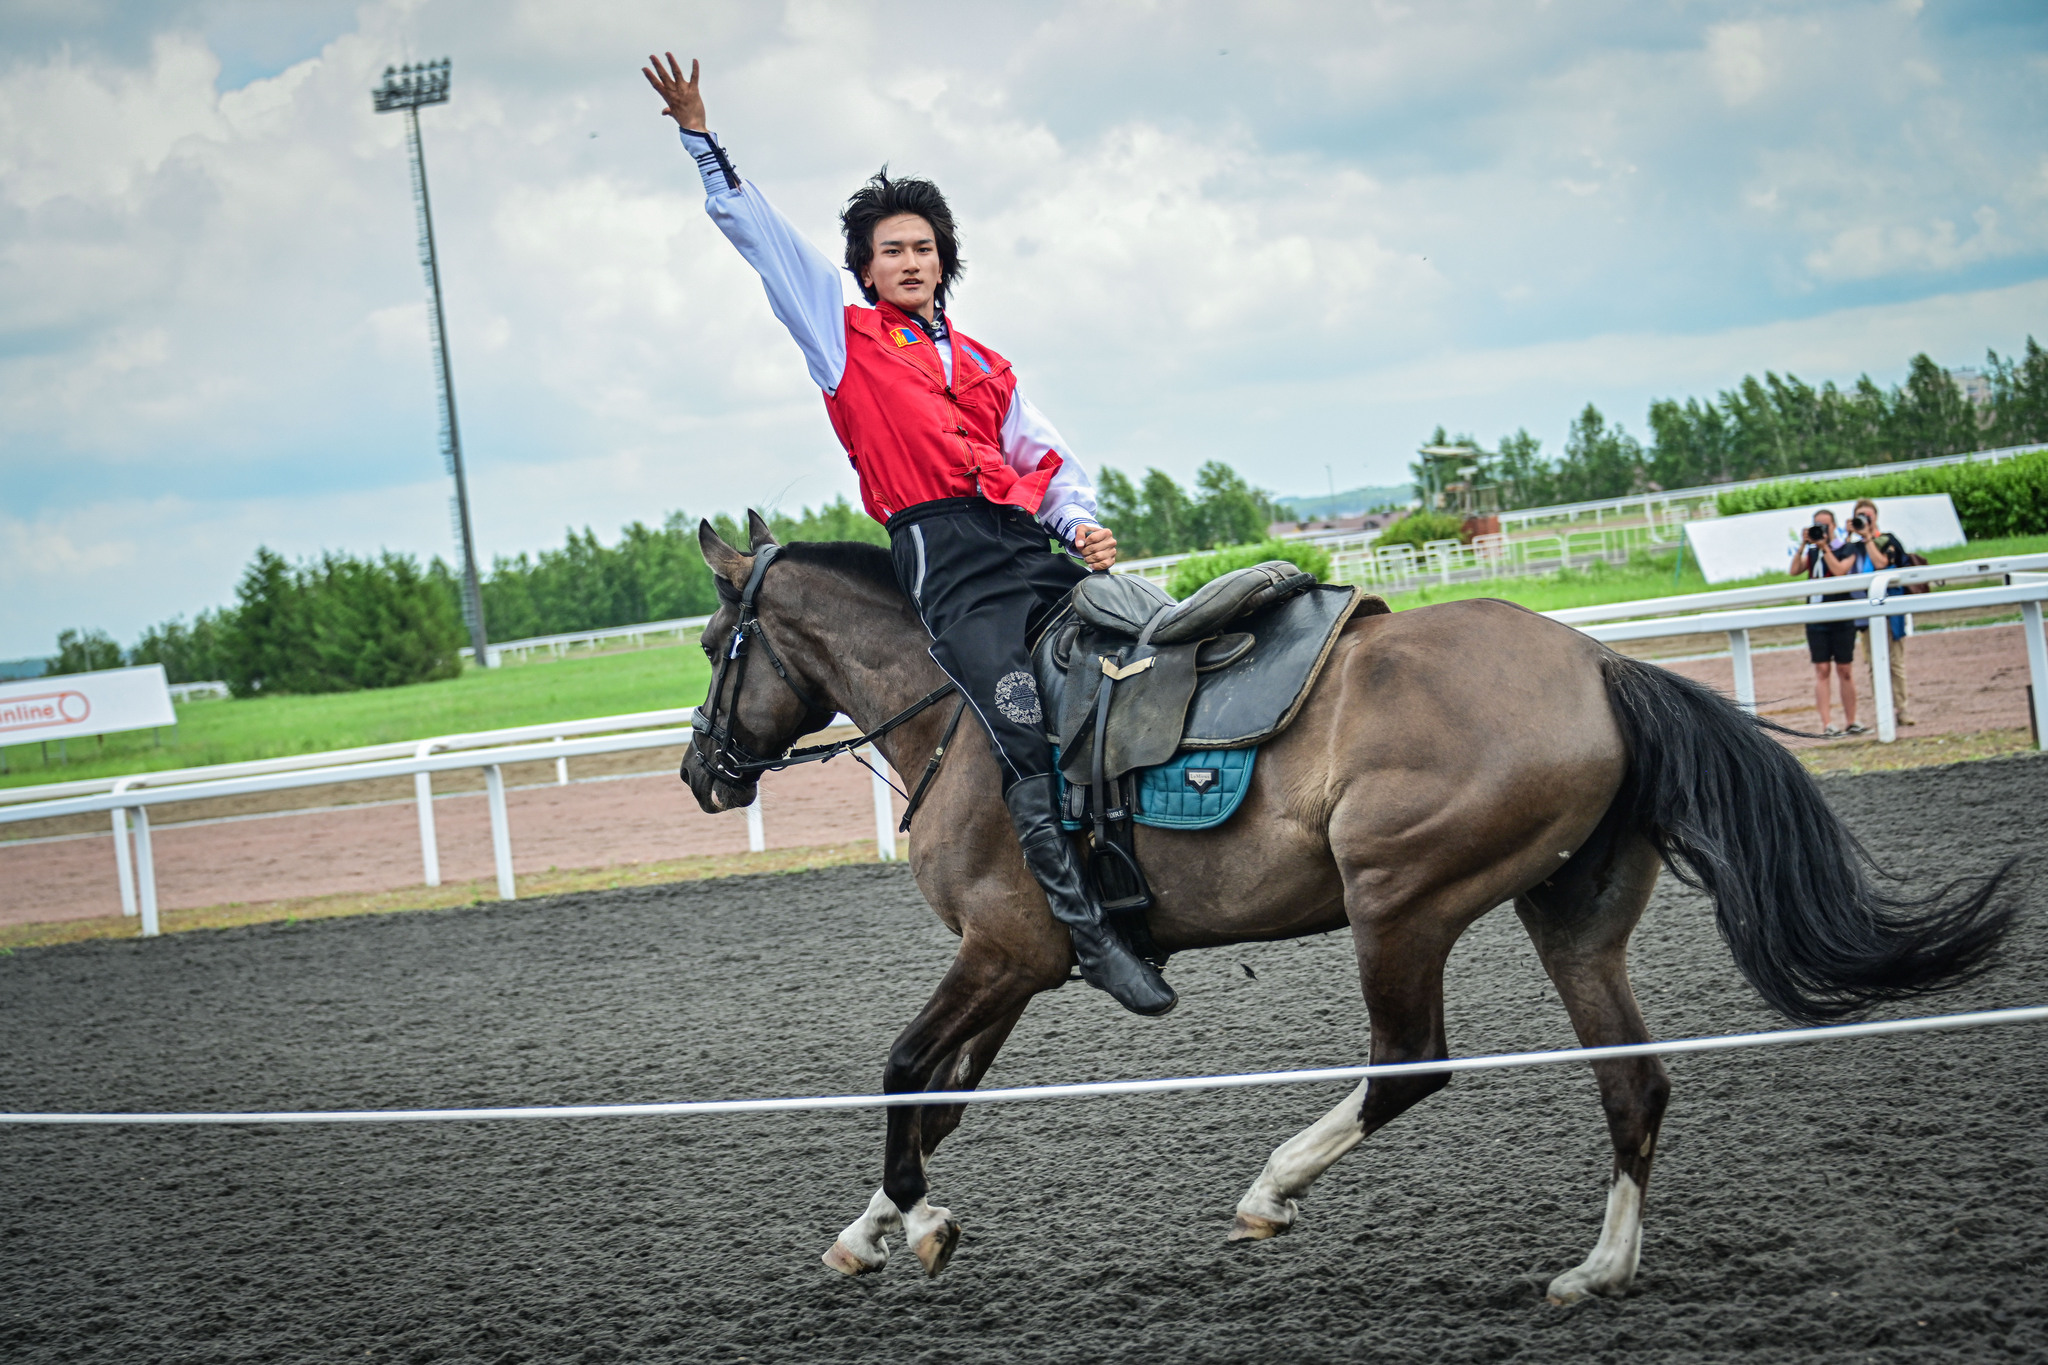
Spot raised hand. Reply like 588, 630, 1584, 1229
642, 52, 706, 132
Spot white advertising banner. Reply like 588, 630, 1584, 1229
1683, 494, 1967, 585
0, 664, 177, 744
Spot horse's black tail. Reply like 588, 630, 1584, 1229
1599, 651, 2018, 1024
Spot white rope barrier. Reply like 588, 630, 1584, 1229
4, 1004, 2042, 1127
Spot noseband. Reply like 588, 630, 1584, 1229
689, 545, 960, 793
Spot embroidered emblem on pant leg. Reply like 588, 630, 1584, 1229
993, 670, 1042, 725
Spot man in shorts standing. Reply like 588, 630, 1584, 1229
1790, 507, 1862, 735
1849, 498, 1911, 726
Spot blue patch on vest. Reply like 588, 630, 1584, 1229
1056, 746, 1256, 832
960, 343, 992, 374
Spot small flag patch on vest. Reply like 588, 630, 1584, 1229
889, 326, 921, 347
1184, 768, 1219, 793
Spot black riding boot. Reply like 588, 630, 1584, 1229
1004, 774, 1176, 1017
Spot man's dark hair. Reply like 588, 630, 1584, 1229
841, 167, 964, 307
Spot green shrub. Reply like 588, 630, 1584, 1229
1167, 539, 1333, 598
1716, 450, 2048, 540
1370, 510, 1467, 551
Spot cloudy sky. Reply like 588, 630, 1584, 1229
2, 0, 2044, 657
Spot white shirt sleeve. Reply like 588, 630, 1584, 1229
680, 129, 848, 393
1003, 390, 1098, 545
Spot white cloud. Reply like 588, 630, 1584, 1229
1706, 23, 1771, 106
1, 0, 2044, 656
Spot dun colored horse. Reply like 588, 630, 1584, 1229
682, 516, 2014, 1302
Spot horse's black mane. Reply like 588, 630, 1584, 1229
775, 540, 904, 598
711, 538, 903, 606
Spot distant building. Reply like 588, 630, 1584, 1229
1950, 367, 1994, 407
1268, 510, 1404, 540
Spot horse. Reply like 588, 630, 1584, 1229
681, 514, 2014, 1302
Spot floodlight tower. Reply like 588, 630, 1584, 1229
373, 58, 490, 667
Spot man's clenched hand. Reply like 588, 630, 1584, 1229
642, 52, 706, 132
1075, 524, 1118, 572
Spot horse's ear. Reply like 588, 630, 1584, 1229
698, 518, 753, 589
746, 510, 778, 552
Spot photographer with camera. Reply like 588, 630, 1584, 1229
1848, 498, 1914, 726
1789, 507, 1863, 735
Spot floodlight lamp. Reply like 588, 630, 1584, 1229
372, 57, 452, 114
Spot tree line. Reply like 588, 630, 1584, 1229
48, 463, 1283, 693
56, 549, 472, 695
1420, 338, 2048, 512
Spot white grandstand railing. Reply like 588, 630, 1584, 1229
461, 616, 713, 665
1119, 522, 1684, 592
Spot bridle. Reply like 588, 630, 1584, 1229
688, 545, 963, 827
690, 545, 835, 784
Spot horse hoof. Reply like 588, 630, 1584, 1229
1544, 1267, 1626, 1305
913, 1219, 961, 1277
822, 1240, 884, 1277
1227, 1212, 1290, 1242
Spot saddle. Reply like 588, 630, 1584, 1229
1031, 562, 1381, 924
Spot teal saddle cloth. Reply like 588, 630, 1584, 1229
1055, 745, 1256, 832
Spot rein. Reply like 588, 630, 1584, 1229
690, 545, 961, 826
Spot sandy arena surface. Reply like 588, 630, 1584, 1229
1651, 621, 2036, 747
2, 620, 2036, 931
1, 756, 2043, 1363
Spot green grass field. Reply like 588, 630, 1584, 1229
8, 532, 2041, 791
1, 644, 712, 789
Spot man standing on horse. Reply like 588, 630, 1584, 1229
643, 53, 1175, 1016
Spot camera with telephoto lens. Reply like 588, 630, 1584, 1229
1849, 514, 1870, 531
1805, 524, 1830, 542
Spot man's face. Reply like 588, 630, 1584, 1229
864, 213, 941, 318
1815, 511, 1836, 536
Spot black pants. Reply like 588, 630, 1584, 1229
888, 499, 1087, 791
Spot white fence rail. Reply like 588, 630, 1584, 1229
0, 708, 703, 807
6, 557, 2044, 941
1574, 559, 2048, 746
2, 718, 898, 938
464, 616, 713, 665
1551, 553, 2048, 627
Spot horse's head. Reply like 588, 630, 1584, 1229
684, 512, 837, 814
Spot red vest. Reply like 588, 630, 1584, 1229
823, 301, 1063, 525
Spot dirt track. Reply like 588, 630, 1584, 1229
2, 757, 2044, 1363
